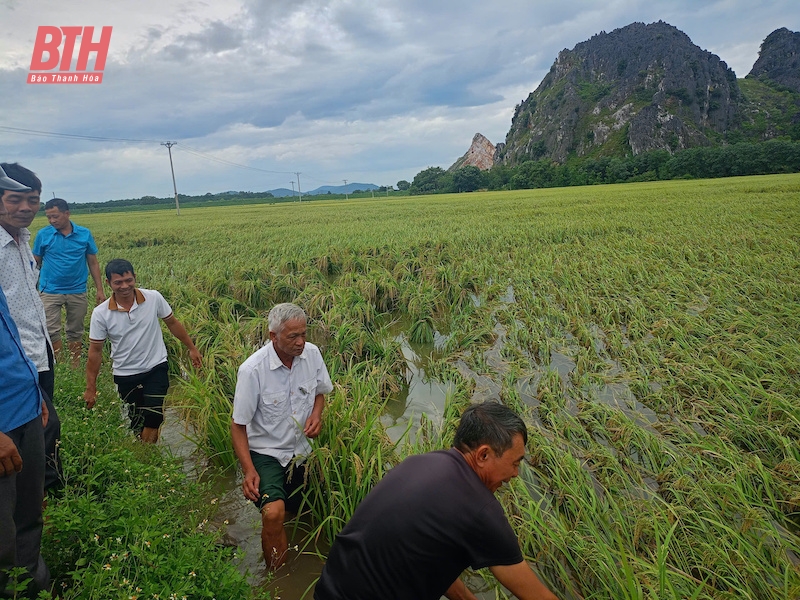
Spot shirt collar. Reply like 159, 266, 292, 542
0, 226, 30, 247
108, 288, 146, 311
54, 221, 75, 237
267, 341, 307, 370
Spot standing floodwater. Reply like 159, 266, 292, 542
158, 409, 326, 598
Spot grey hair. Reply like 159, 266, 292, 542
268, 303, 307, 333
453, 401, 527, 456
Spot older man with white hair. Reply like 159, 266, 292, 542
231, 302, 333, 570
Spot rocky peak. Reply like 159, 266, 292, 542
448, 133, 496, 171
748, 27, 800, 92
496, 21, 740, 164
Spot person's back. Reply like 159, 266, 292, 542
315, 449, 522, 600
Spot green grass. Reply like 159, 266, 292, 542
38, 363, 271, 599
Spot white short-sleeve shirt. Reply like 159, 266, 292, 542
88, 288, 173, 376
232, 341, 333, 466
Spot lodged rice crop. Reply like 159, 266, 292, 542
54, 173, 800, 599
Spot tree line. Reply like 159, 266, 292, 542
408, 139, 800, 194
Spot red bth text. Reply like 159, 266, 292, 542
27, 26, 112, 85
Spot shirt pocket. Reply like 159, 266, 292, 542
259, 390, 290, 422
296, 376, 317, 409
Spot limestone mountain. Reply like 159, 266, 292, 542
448, 133, 496, 171
495, 21, 741, 165
748, 28, 800, 92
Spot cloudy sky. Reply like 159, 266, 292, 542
0, 0, 797, 203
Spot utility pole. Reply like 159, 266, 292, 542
161, 141, 180, 216
343, 179, 348, 200
294, 172, 302, 202
290, 180, 295, 199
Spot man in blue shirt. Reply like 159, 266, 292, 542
0, 168, 50, 597
33, 197, 105, 368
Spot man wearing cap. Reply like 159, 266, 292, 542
33, 197, 105, 368
0, 163, 62, 493
0, 165, 51, 597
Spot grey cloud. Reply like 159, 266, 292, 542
161, 20, 242, 60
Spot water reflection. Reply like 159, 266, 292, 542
382, 332, 453, 443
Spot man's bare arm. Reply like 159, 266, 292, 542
444, 577, 478, 600
231, 422, 260, 502
87, 254, 106, 304
83, 340, 104, 408
162, 314, 202, 368
490, 562, 559, 600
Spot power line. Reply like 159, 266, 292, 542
0, 125, 295, 175
176, 145, 296, 175
0, 124, 364, 192
0, 125, 160, 144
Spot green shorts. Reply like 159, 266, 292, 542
250, 451, 307, 513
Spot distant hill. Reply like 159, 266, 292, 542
268, 182, 379, 197
486, 22, 800, 166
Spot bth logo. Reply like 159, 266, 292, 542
28, 26, 112, 85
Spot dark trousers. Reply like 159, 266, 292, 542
38, 345, 62, 491
0, 416, 50, 598
114, 362, 170, 435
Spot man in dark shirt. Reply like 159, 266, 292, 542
315, 401, 558, 600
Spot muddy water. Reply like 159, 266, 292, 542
159, 410, 326, 599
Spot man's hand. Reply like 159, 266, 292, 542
84, 388, 98, 409
41, 397, 49, 428
303, 412, 322, 439
95, 289, 107, 305
0, 432, 23, 477
242, 468, 261, 502
303, 394, 324, 439
188, 347, 202, 369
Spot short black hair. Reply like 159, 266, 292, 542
45, 198, 69, 212
0, 163, 42, 193
453, 401, 528, 456
105, 258, 135, 281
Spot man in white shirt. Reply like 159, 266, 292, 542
0, 162, 62, 492
231, 302, 333, 570
83, 258, 202, 443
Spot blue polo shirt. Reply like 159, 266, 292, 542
0, 286, 42, 433
33, 221, 99, 294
